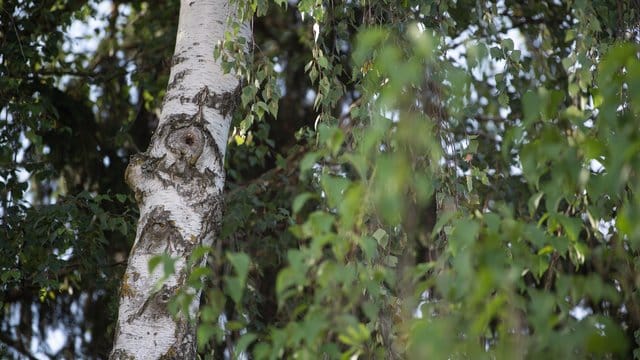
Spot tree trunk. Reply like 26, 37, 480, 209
110, 0, 244, 358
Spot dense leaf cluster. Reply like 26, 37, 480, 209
2, 0, 640, 359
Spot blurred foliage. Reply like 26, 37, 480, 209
2, 0, 640, 359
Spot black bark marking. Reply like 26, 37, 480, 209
147, 284, 177, 318
129, 284, 177, 324
210, 137, 224, 175
141, 154, 164, 174
136, 207, 186, 255
192, 86, 211, 108
194, 190, 224, 247
188, 86, 228, 171
163, 94, 181, 105
164, 84, 241, 119
171, 55, 187, 66
167, 69, 190, 91
218, 83, 242, 117
110, 349, 136, 360
192, 84, 241, 117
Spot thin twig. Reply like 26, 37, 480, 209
2, 7, 26, 61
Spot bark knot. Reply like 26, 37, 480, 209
166, 125, 204, 166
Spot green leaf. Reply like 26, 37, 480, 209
449, 219, 479, 256
189, 246, 212, 265
585, 317, 629, 355
187, 266, 213, 287
227, 252, 250, 281
555, 214, 582, 242
276, 268, 298, 302
303, 211, 335, 237
321, 174, 350, 209
224, 277, 243, 305
197, 323, 220, 349
372, 228, 388, 247
300, 151, 321, 175
317, 56, 329, 69
339, 183, 364, 229
522, 90, 541, 125
343, 153, 368, 179
318, 124, 344, 156
0, 269, 21, 282
163, 257, 175, 277
148, 254, 175, 276
234, 333, 258, 356
224, 252, 250, 304
241, 85, 257, 107
501, 38, 514, 51
353, 29, 387, 66
268, 99, 279, 116
510, 49, 521, 62
293, 192, 315, 214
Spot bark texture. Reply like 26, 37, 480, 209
110, 0, 244, 358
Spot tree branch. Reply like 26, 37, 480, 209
0, 331, 39, 360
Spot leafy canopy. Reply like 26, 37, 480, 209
1, 0, 640, 359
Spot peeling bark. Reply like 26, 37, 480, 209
110, 0, 247, 358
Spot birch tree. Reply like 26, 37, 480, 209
110, 0, 245, 358
3, 0, 640, 358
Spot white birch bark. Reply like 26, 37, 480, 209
110, 0, 246, 358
